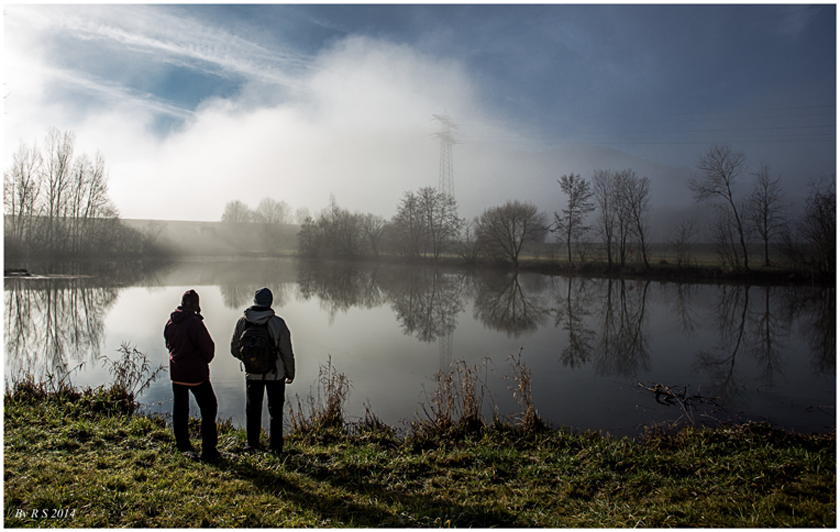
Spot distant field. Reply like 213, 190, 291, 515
122, 219, 299, 256
120, 219, 797, 273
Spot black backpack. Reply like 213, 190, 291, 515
238, 321, 277, 375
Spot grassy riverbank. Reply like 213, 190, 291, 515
4, 371, 835, 528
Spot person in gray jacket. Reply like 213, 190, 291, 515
230, 287, 296, 453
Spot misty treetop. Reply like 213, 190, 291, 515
555, 173, 595, 264
474, 200, 549, 268
297, 191, 442, 260
221, 198, 294, 225
687, 143, 834, 275
589, 169, 652, 269
289, 143, 833, 280
9, 129, 829, 278
4, 128, 169, 260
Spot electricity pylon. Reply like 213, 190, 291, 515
432, 112, 458, 198
432, 113, 457, 369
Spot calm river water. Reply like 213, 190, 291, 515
4, 258, 835, 437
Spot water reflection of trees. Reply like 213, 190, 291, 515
801, 287, 835, 374
293, 262, 559, 342
192, 258, 298, 310
291, 261, 834, 392
747, 286, 789, 384
664, 283, 702, 337
551, 277, 596, 368
220, 283, 291, 312
473, 272, 550, 339
549, 277, 652, 375
383, 267, 467, 342
779, 286, 835, 374
5, 278, 119, 381
593, 279, 652, 376
693, 285, 801, 401
294, 260, 385, 323
694, 286, 752, 401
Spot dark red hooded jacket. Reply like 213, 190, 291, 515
164, 307, 215, 383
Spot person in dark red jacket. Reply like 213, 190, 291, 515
164, 289, 220, 461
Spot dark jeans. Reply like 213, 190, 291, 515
246, 379, 285, 450
172, 381, 218, 454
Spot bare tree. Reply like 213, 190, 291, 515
476, 200, 548, 268
294, 206, 310, 226
689, 144, 750, 271
297, 215, 318, 256
319, 195, 364, 258
254, 197, 291, 225
360, 213, 387, 257
797, 176, 835, 276
555, 173, 595, 263
746, 163, 787, 267
669, 218, 699, 267
221, 200, 252, 224
296, 195, 366, 258
710, 206, 743, 271
592, 169, 618, 267
4, 141, 43, 245
66, 151, 116, 254
5, 129, 160, 259
418, 187, 462, 260
592, 169, 649, 268
621, 170, 652, 269
613, 170, 633, 267
389, 190, 426, 259
41, 128, 76, 251
454, 218, 482, 265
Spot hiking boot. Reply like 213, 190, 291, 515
242, 443, 262, 453
182, 450, 200, 460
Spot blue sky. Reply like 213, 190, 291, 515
3, 4, 835, 221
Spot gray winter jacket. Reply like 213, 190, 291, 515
230, 306, 296, 382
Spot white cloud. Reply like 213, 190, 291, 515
49, 32, 498, 221
5, 5, 511, 221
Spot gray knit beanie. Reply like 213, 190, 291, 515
254, 287, 273, 307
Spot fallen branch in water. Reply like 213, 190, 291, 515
638, 380, 721, 425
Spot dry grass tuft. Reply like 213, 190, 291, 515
287, 355, 351, 436
412, 358, 496, 439
100, 343, 167, 399
505, 348, 544, 432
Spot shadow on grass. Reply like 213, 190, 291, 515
208, 448, 520, 527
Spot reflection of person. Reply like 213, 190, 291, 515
230, 287, 295, 453
164, 289, 220, 461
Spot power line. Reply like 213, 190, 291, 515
453, 104, 835, 148
457, 104, 836, 126
458, 135, 835, 147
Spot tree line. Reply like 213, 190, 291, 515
220, 198, 308, 226
4, 128, 169, 260
296, 188, 552, 267
293, 143, 835, 278
687, 144, 834, 275
6, 130, 830, 277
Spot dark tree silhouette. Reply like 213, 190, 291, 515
555, 173, 595, 263
746, 163, 787, 267
689, 144, 750, 271
476, 200, 548, 268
